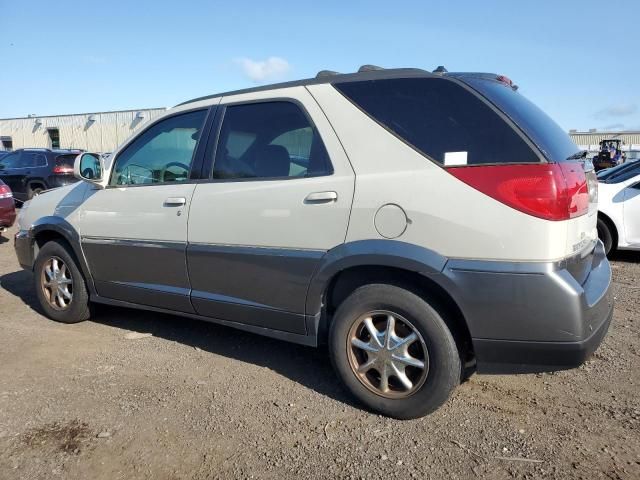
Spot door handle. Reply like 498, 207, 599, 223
164, 197, 186, 207
304, 191, 338, 204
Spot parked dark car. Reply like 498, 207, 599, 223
0, 151, 10, 161
0, 179, 17, 234
0, 149, 82, 202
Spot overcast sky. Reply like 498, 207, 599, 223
1, 0, 638, 131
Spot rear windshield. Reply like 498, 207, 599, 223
334, 77, 540, 166
55, 154, 77, 167
462, 77, 580, 162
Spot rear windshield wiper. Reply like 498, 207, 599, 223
566, 150, 588, 160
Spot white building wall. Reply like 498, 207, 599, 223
0, 108, 166, 152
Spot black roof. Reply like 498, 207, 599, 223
177, 67, 436, 107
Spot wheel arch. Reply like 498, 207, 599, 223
306, 240, 474, 364
30, 217, 95, 294
27, 178, 48, 191
597, 210, 619, 247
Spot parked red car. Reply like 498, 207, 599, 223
0, 179, 16, 234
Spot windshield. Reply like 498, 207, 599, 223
461, 77, 580, 162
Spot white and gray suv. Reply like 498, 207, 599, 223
14, 66, 613, 419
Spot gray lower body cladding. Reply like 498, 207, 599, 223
81, 238, 323, 336
16, 228, 613, 373
436, 240, 613, 373
14, 229, 33, 269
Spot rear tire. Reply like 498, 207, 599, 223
329, 284, 461, 419
28, 185, 45, 199
33, 240, 91, 324
597, 217, 614, 255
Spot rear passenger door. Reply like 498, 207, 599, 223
187, 88, 354, 334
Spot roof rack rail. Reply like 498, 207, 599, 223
358, 64, 384, 72
316, 70, 340, 79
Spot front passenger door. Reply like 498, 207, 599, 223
79, 108, 210, 312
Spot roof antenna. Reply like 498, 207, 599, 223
432, 65, 448, 74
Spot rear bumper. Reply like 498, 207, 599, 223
472, 305, 612, 373
439, 241, 614, 374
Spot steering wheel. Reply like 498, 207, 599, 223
160, 162, 190, 183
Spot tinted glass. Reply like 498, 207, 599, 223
55, 154, 77, 167
597, 161, 640, 183
23, 153, 47, 167
335, 78, 539, 166
110, 110, 207, 186
213, 102, 332, 180
464, 78, 579, 162
0, 152, 21, 168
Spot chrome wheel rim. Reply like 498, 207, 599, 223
347, 310, 429, 399
41, 256, 73, 310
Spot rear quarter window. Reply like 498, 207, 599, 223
334, 77, 540, 166
462, 77, 579, 162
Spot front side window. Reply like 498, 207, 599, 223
110, 110, 207, 186
335, 77, 540, 166
213, 102, 332, 180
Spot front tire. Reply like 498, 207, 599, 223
597, 217, 614, 255
34, 240, 91, 323
329, 284, 461, 419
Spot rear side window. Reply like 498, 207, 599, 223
213, 101, 333, 180
335, 78, 540, 166
23, 153, 47, 167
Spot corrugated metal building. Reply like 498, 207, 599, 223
3, 109, 640, 155
569, 130, 640, 151
0, 108, 167, 153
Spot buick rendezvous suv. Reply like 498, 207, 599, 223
14, 66, 613, 419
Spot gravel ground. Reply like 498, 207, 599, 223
0, 223, 639, 480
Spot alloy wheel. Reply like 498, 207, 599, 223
41, 256, 73, 310
347, 310, 429, 399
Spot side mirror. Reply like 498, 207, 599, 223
74, 153, 104, 187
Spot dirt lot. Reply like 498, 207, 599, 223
0, 223, 639, 480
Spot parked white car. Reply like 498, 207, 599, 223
597, 161, 640, 254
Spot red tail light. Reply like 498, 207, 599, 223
447, 162, 589, 221
0, 184, 13, 199
52, 165, 74, 174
